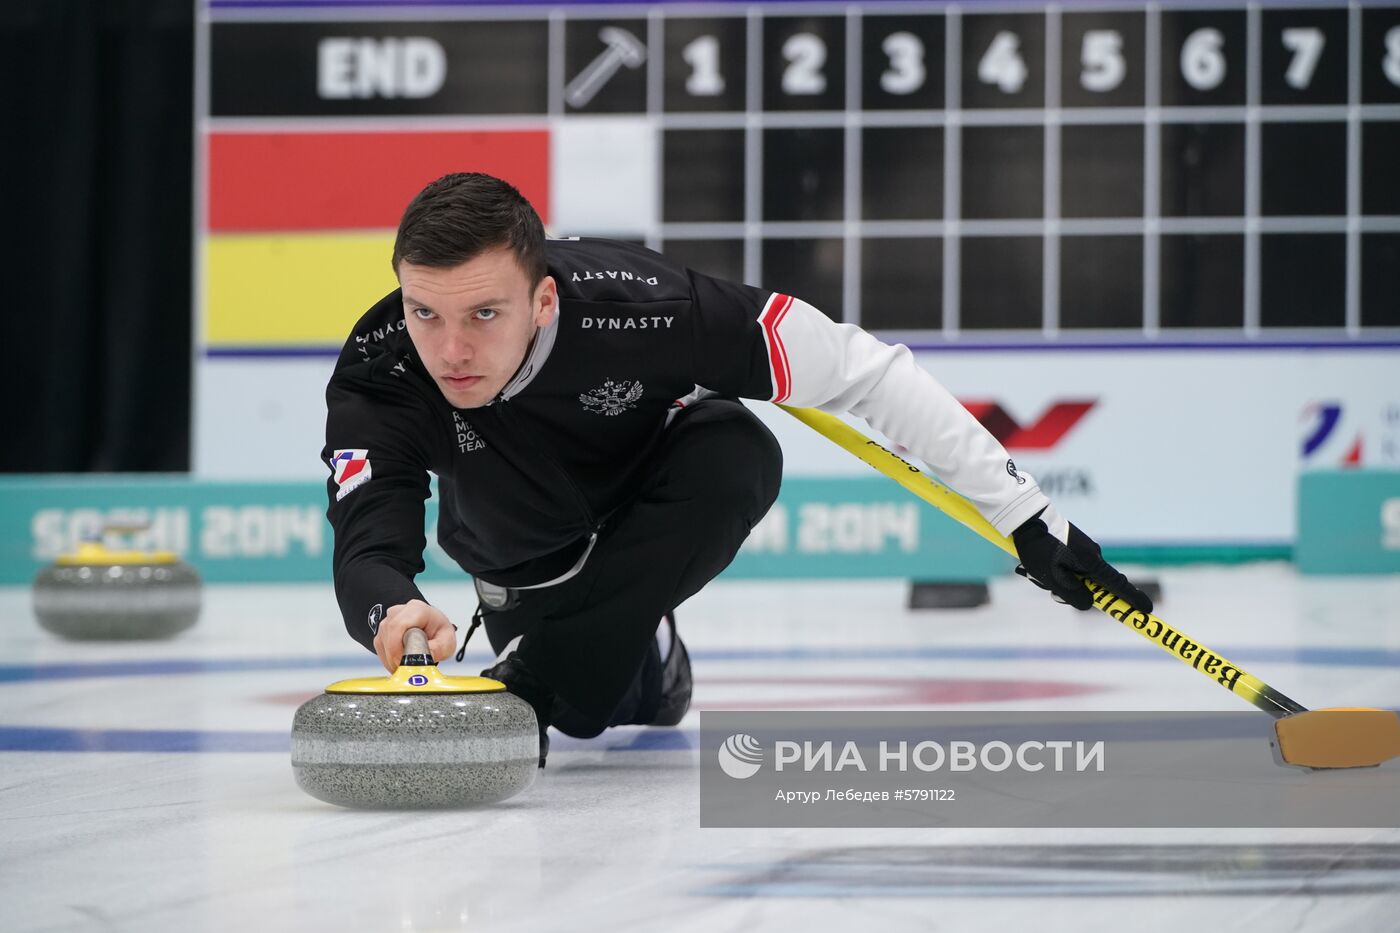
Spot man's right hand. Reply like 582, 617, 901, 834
1011, 510, 1153, 614
373, 599, 457, 673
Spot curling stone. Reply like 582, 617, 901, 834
291, 628, 539, 809
32, 533, 202, 640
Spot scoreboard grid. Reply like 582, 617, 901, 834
204, 0, 1400, 346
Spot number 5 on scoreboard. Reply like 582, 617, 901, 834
1080, 29, 1126, 92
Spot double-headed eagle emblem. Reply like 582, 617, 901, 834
579, 379, 644, 416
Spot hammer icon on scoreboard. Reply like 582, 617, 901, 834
564, 26, 647, 109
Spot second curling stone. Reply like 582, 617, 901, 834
33, 537, 202, 641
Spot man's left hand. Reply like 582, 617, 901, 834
1011, 509, 1154, 614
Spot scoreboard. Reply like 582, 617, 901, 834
198, 1, 1400, 551
203, 1, 1400, 348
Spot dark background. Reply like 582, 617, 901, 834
7, 2, 1399, 472
4, 0, 193, 472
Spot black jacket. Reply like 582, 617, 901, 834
324, 238, 1053, 653
324, 238, 774, 651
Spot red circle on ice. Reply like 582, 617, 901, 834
695, 676, 1105, 710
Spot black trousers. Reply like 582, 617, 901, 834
482, 398, 783, 737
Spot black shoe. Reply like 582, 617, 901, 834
481, 653, 553, 768
648, 612, 692, 727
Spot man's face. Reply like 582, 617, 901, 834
398, 248, 557, 409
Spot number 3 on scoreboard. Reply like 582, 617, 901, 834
881, 31, 926, 95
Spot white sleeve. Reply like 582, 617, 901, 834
757, 293, 1066, 540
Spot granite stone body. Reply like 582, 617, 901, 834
32, 562, 202, 640
291, 690, 539, 808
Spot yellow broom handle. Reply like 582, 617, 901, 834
777, 404, 1306, 718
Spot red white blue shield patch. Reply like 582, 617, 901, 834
331, 448, 371, 501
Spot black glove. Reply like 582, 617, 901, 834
1011, 509, 1154, 614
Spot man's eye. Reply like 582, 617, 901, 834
475, 308, 498, 321
412, 308, 435, 320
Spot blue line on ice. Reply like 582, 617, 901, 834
2, 644, 1397, 684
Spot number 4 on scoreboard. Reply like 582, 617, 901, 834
979, 31, 1028, 94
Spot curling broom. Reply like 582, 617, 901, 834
779, 404, 1400, 771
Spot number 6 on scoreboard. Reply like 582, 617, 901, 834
1181, 27, 1227, 91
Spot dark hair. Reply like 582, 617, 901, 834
392, 173, 547, 286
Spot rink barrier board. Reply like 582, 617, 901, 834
1296, 470, 1400, 574
10, 472, 1386, 585
0, 476, 1017, 586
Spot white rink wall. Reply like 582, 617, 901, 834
194, 347, 1399, 545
